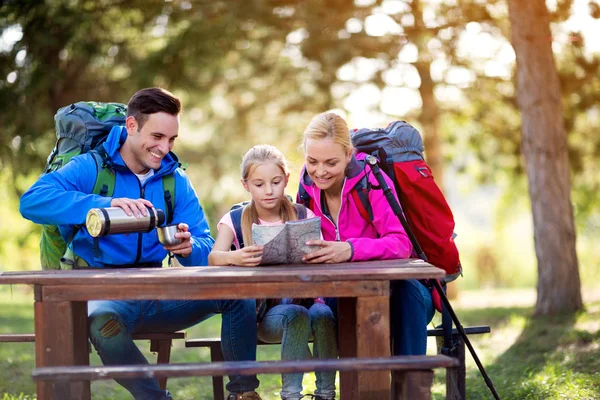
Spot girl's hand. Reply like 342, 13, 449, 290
228, 245, 264, 267
303, 240, 352, 264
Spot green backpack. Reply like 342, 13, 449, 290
39, 101, 176, 270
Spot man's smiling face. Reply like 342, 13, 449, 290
126, 112, 179, 174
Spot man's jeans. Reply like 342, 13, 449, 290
88, 299, 259, 400
258, 303, 337, 400
391, 279, 435, 355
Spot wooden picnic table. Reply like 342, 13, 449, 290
0, 258, 445, 400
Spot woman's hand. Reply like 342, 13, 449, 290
228, 245, 264, 267
303, 240, 352, 264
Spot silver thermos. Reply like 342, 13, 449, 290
86, 207, 166, 237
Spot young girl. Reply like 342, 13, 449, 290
298, 113, 435, 356
209, 144, 338, 400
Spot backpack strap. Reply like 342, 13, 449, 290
162, 174, 175, 225
230, 206, 245, 250
88, 149, 116, 259
90, 148, 116, 197
297, 184, 314, 211
351, 175, 374, 222
294, 203, 307, 220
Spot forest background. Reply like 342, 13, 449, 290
1, 0, 598, 294
1, 1, 600, 399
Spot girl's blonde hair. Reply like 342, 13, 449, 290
240, 144, 300, 247
302, 112, 354, 156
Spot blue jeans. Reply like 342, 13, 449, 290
88, 299, 259, 400
390, 280, 435, 355
258, 303, 337, 400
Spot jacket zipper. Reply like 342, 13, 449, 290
315, 180, 347, 242
333, 179, 348, 241
133, 182, 144, 265
134, 171, 169, 264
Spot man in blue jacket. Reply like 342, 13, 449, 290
20, 88, 261, 400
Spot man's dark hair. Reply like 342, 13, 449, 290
127, 87, 181, 129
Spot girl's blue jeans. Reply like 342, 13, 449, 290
88, 298, 259, 400
258, 303, 337, 400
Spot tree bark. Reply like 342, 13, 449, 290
411, 0, 445, 192
411, 0, 456, 298
415, 60, 444, 192
507, 0, 582, 315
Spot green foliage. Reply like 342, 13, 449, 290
431, 299, 600, 399
1, 0, 598, 286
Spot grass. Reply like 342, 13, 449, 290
2, 286, 600, 399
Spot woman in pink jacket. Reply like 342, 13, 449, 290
298, 112, 434, 355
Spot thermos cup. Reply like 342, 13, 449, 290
86, 207, 165, 237
157, 224, 183, 246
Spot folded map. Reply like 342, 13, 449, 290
252, 217, 321, 265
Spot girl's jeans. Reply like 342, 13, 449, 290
88, 299, 259, 400
391, 279, 435, 355
258, 303, 337, 400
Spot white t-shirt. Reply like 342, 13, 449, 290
218, 207, 317, 250
135, 169, 155, 185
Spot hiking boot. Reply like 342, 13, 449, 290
227, 392, 263, 400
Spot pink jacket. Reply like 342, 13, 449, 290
298, 152, 412, 261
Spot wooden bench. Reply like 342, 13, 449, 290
186, 325, 491, 400
428, 325, 491, 400
0, 331, 185, 390
32, 355, 459, 400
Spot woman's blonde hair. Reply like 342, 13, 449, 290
240, 144, 299, 247
302, 112, 354, 156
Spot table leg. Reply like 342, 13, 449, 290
34, 286, 90, 400
338, 294, 391, 400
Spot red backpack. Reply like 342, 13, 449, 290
349, 121, 462, 281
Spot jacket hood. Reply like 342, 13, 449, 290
300, 152, 373, 197
102, 126, 180, 177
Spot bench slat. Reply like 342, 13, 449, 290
426, 325, 491, 337
0, 332, 185, 343
131, 332, 186, 340
184, 325, 491, 348
32, 355, 459, 382
0, 334, 35, 342
186, 337, 280, 347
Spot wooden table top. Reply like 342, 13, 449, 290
0, 259, 444, 285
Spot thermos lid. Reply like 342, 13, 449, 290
86, 208, 107, 237
156, 209, 166, 226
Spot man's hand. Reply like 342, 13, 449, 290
228, 245, 264, 267
162, 223, 193, 257
110, 198, 154, 218
303, 240, 352, 264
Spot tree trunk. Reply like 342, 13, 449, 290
411, 0, 455, 298
507, 0, 582, 315
411, 0, 445, 192
415, 60, 444, 192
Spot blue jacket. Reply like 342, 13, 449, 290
20, 126, 214, 268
